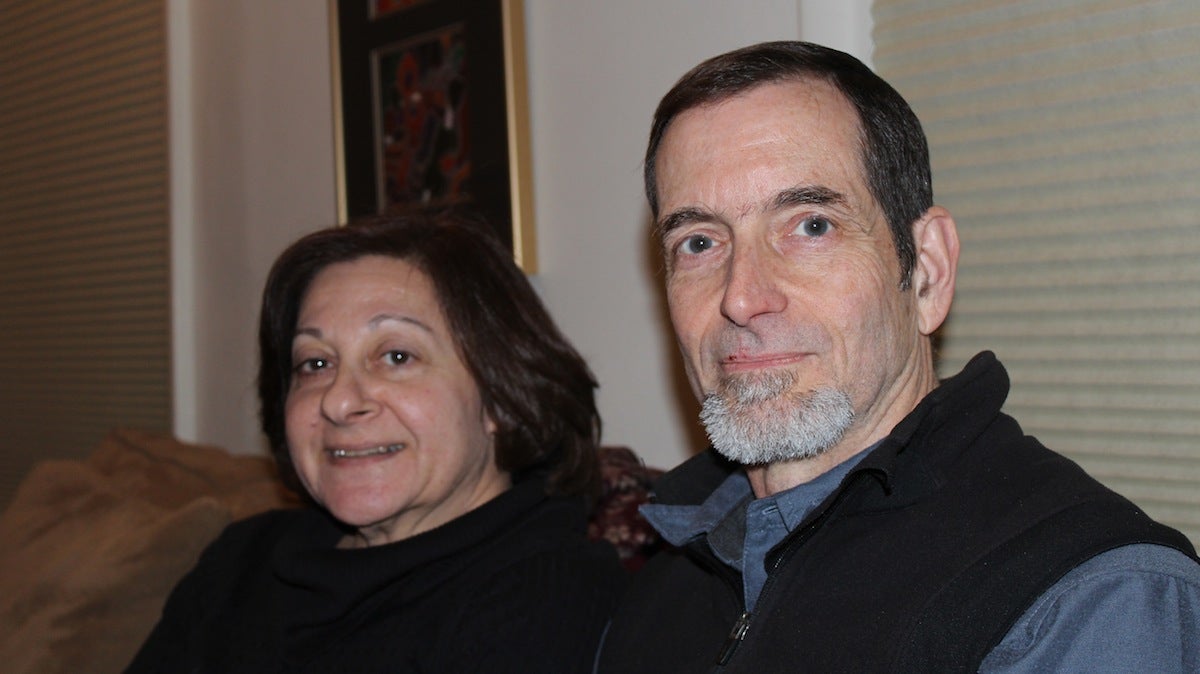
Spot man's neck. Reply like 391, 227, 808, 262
732, 337, 945, 499
744, 445, 863, 498
748, 374, 936, 496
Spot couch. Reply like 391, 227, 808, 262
0, 429, 662, 674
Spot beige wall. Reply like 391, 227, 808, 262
170, 0, 871, 470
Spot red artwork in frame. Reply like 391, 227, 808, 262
374, 24, 470, 208
372, 0, 432, 20
332, 0, 536, 270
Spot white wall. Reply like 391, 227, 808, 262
171, 0, 339, 455
172, 0, 871, 470
525, 0, 803, 468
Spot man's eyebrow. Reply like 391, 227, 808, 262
769, 185, 847, 212
654, 186, 847, 240
654, 206, 716, 241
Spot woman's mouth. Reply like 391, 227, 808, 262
328, 443, 406, 459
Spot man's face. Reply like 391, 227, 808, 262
655, 79, 934, 465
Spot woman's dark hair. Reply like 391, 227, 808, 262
258, 205, 601, 498
645, 41, 932, 289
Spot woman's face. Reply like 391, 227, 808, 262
285, 255, 510, 546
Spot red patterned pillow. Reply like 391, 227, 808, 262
587, 447, 665, 572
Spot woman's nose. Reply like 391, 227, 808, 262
319, 366, 380, 424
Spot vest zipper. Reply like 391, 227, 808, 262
715, 611, 752, 665
763, 471, 876, 578
713, 472, 875, 668
682, 541, 749, 669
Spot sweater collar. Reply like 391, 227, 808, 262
271, 477, 562, 663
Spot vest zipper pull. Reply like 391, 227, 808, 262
715, 611, 752, 665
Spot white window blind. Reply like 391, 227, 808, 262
872, 0, 1200, 545
0, 0, 170, 507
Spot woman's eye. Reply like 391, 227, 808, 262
796, 216, 833, 238
294, 357, 328, 375
384, 350, 411, 366
677, 233, 716, 255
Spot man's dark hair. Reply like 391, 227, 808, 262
258, 205, 601, 498
645, 41, 931, 287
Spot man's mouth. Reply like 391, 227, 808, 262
328, 443, 406, 459
721, 352, 807, 372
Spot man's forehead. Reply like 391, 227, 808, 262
671, 76, 856, 135
655, 81, 868, 205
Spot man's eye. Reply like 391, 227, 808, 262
796, 216, 833, 237
678, 234, 716, 255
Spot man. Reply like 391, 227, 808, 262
596, 41, 1200, 672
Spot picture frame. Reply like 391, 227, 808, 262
330, 0, 537, 271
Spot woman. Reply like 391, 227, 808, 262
128, 206, 626, 673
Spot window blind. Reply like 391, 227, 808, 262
873, 0, 1200, 545
0, 0, 170, 507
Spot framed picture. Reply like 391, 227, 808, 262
331, 0, 536, 270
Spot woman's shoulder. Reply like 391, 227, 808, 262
217, 507, 309, 541
199, 506, 329, 564
468, 492, 627, 595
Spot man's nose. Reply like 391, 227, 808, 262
320, 366, 380, 424
720, 243, 787, 327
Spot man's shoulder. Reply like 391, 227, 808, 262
981, 543, 1200, 672
653, 448, 739, 505
1026, 542, 1200, 618
596, 540, 742, 673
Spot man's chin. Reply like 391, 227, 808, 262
700, 386, 855, 466
710, 438, 833, 466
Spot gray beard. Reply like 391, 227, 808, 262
699, 368, 854, 466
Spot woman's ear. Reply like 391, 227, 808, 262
910, 205, 960, 336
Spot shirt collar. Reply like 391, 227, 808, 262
641, 470, 752, 548
641, 442, 880, 550
770, 443, 873, 531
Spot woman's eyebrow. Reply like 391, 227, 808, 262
368, 313, 433, 334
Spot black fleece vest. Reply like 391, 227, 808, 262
598, 353, 1196, 673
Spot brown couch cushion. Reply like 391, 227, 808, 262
0, 429, 295, 674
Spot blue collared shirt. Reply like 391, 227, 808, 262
642, 452, 1200, 672
643, 444, 872, 611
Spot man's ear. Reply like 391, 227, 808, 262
910, 205, 959, 336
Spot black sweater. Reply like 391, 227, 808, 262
127, 478, 626, 673
597, 352, 1194, 673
